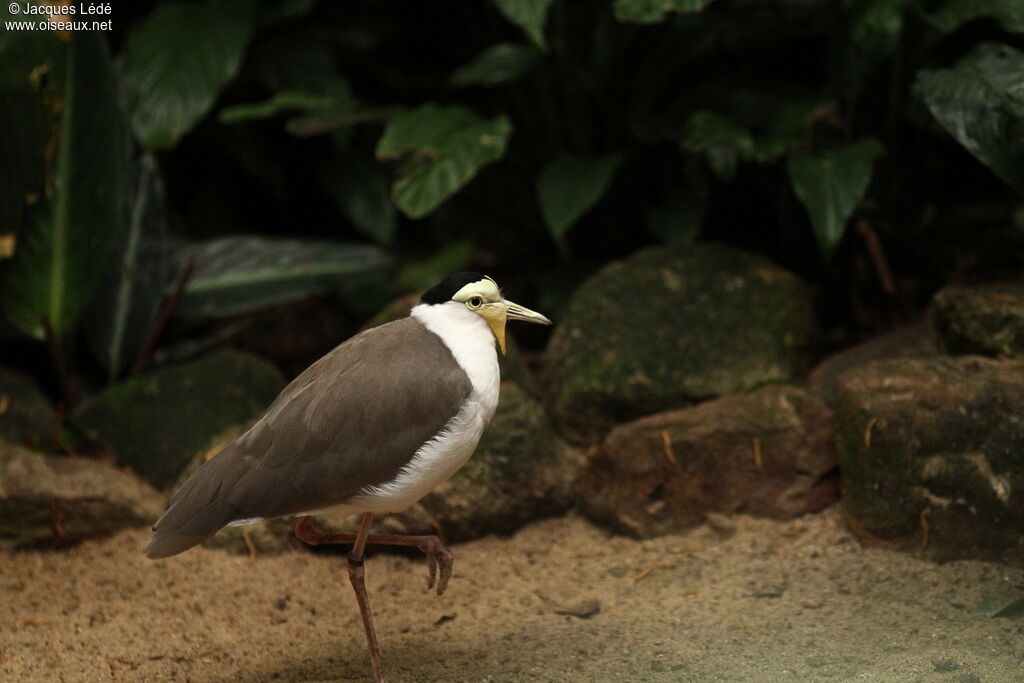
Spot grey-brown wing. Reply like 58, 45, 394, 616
144, 318, 471, 559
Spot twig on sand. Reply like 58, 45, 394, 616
631, 562, 675, 584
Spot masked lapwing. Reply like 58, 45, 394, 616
144, 272, 551, 682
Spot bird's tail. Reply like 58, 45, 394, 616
143, 449, 240, 559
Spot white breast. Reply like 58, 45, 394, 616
351, 302, 500, 513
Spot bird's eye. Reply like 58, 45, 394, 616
468, 296, 483, 308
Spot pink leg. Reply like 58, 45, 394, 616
294, 516, 454, 595
300, 513, 387, 683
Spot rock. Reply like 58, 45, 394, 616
74, 351, 286, 489
834, 356, 1024, 565
808, 319, 941, 407
574, 385, 837, 538
545, 244, 818, 444
194, 382, 583, 555
932, 283, 1024, 359
0, 366, 56, 447
0, 439, 164, 548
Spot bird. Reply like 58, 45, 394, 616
143, 272, 552, 682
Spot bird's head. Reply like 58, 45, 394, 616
420, 272, 552, 355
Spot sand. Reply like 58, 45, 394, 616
2, 507, 1022, 682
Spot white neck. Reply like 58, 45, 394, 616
410, 302, 501, 416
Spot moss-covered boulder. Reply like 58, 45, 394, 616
932, 283, 1024, 359
195, 382, 582, 555
0, 367, 56, 447
835, 356, 1024, 566
74, 351, 285, 489
545, 244, 818, 444
808, 319, 941, 407
575, 385, 837, 537
0, 439, 164, 548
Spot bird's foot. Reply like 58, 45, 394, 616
414, 536, 453, 596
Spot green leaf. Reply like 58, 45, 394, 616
926, 0, 1024, 34
396, 241, 475, 292
450, 43, 540, 88
491, 0, 555, 50
218, 91, 334, 124
316, 153, 397, 245
0, 34, 126, 338
834, 0, 914, 103
0, 4, 64, 238
376, 104, 512, 220
537, 154, 624, 240
122, 0, 254, 149
174, 236, 393, 320
788, 139, 884, 258
254, 0, 317, 28
614, 0, 716, 25
83, 154, 176, 380
914, 43, 1024, 195
680, 111, 754, 182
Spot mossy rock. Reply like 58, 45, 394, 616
834, 356, 1024, 566
74, 351, 285, 489
932, 283, 1024, 359
0, 367, 55, 448
545, 244, 818, 444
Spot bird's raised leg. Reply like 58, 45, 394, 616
336, 513, 387, 683
295, 516, 454, 595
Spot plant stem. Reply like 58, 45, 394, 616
130, 258, 195, 375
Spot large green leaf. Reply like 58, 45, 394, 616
122, 0, 254, 150
83, 154, 176, 380
788, 138, 885, 258
614, 0, 716, 24
0, 33, 126, 338
926, 0, 1024, 34
450, 43, 540, 88
914, 43, 1024, 195
173, 236, 393, 319
376, 104, 512, 220
537, 154, 624, 240
492, 0, 555, 50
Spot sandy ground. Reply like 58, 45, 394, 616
2, 507, 1023, 682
